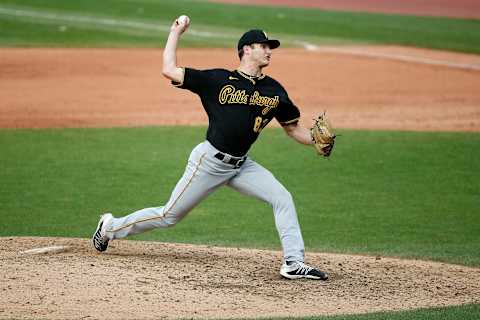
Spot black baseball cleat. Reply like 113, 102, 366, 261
92, 213, 113, 252
280, 261, 329, 280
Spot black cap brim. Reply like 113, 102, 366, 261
264, 39, 280, 49
237, 30, 281, 51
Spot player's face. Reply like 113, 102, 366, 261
250, 43, 272, 68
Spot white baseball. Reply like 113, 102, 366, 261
176, 15, 190, 26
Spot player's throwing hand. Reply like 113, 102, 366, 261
171, 15, 190, 34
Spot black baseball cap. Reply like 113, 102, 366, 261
237, 29, 280, 51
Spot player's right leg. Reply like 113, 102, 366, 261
92, 142, 235, 251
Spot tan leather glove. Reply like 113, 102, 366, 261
311, 113, 336, 157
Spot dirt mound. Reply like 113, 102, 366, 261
1, 237, 479, 319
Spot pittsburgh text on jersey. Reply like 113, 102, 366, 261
218, 85, 279, 114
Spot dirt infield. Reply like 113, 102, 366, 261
1, 47, 480, 131
212, 0, 480, 19
1, 237, 479, 319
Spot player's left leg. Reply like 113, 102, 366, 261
226, 158, 305, 262
227, 158, 328, 280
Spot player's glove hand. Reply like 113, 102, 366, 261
310, 112, 336, 157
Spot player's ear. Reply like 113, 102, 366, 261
243, 44, 253, 54
239, 45, 249, 60
238, 48, 245, 60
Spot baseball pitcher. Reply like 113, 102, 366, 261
93, 15, 335, 280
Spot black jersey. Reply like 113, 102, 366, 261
173, 68, 300, 156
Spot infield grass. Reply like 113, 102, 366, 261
262, 303, 480, 319
1, 0, 479, 53
1, 127, 479, 267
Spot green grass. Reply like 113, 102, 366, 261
0, 127, 479, 267
258, 303, 480, 320
0, 0, 479, 53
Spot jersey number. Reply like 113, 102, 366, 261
253, 116, 269, 133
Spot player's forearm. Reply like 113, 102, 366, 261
283, 123, 314, 146
162, 15, 190, 82
162, 31, 183, 82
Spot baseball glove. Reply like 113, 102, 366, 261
311, 112, 336, 157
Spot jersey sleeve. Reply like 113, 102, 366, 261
171, 67, 210, 94
275, 93, 301, 126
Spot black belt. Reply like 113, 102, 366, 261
214, 152, 247, 168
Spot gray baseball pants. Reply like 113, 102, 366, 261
105, 140, 305, 262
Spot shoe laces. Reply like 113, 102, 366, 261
93, 235, 102, 248
94, 224, 108, 243
293, 261, 313, 274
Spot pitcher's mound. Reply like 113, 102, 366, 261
1, 237, 479, 319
